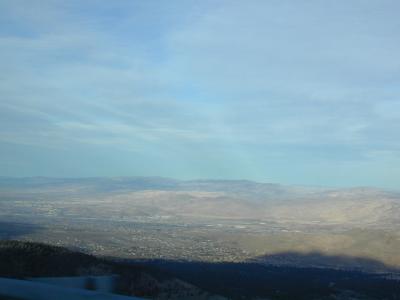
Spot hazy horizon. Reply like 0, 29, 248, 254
1, 175, 399, 192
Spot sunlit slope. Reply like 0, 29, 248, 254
1, 177, 397, 227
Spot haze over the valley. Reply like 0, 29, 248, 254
1, 177, 399, 272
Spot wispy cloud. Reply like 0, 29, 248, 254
0, 0, 399, 188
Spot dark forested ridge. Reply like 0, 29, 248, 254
0, 240, 222, 299
1, 240, 399, 300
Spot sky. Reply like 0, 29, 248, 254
0, 1, 399, 189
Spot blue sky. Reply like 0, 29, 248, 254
1, 1, 400, 188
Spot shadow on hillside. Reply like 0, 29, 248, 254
250, 251, 399, 273
0, 221, 42, 239
129, 252, 400, 300
0, 240, 399, 299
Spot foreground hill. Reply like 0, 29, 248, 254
0, 240, 225, 300
0, 241, 399, 300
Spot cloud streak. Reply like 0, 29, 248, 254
0, 0, 399, 188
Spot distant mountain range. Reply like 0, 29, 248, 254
1, 176, 398, 227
